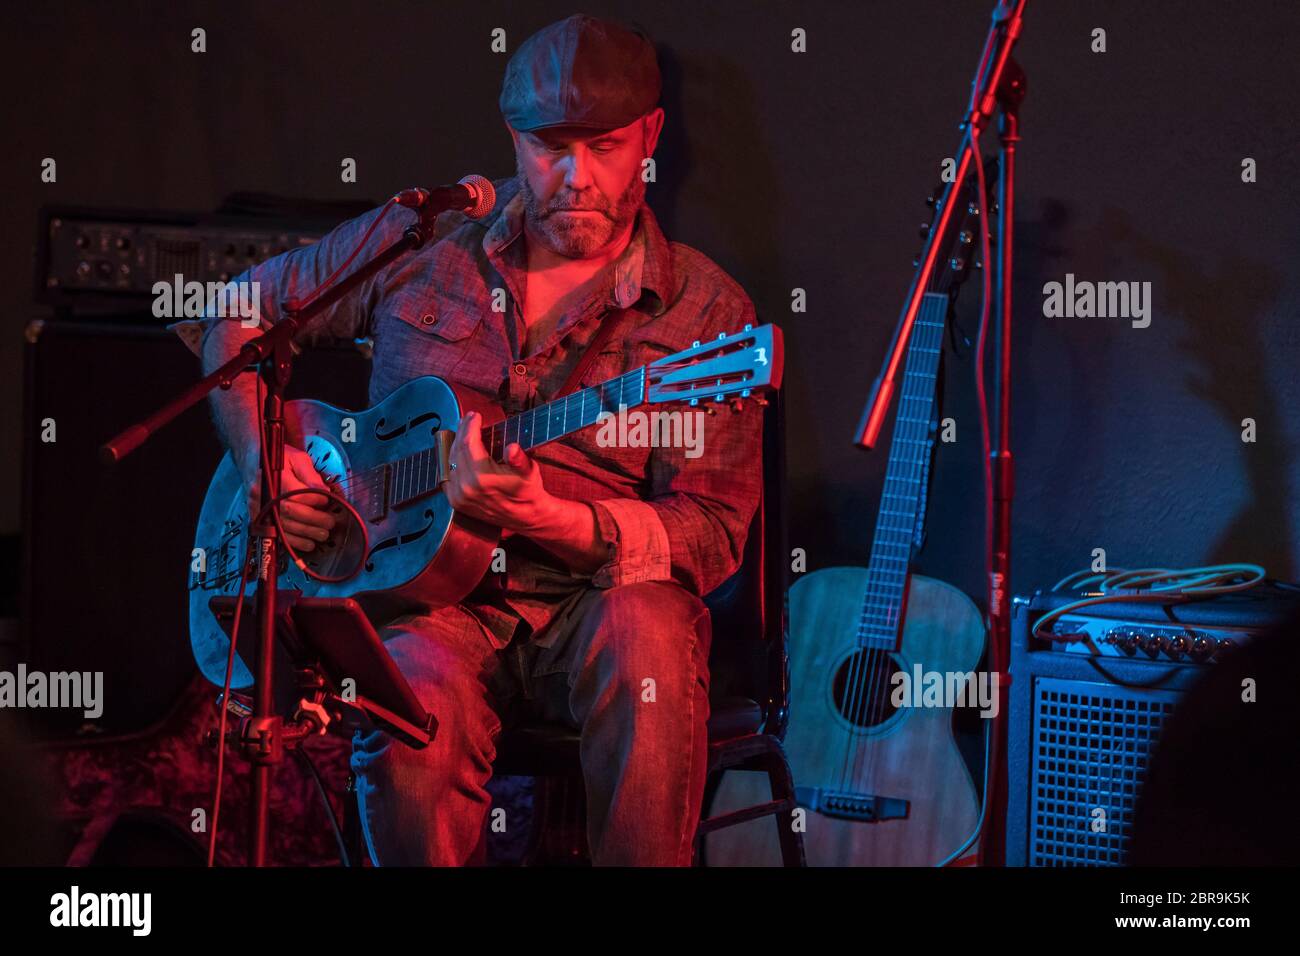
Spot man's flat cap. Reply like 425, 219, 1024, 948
500, 14, 661, 133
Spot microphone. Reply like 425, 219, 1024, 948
393, 174, 496, 219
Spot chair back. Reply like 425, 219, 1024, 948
702, 389, 790, 737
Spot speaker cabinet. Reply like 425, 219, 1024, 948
21, 319, 369, 738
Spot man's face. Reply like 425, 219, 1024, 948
512, 108, 664, 259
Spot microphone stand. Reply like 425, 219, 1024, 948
985, 56, 1026, 868
853, 0, 1028, 866
101, 198, 444, 866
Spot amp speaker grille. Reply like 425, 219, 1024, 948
1030, 677, 1180, 866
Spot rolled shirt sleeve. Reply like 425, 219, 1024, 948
589, 497, 673, 587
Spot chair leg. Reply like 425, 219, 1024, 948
693, 772, 725, 865
763, 742, 807, 867
342, 772, 367, 867
694, 736, 808, 866
516, 776, 552, 866
525, 775, 589, 866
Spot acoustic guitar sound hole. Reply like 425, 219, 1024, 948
832, 650, 901, 729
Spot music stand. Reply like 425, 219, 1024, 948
209, 594, 436, 749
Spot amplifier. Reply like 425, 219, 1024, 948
1005, 584, 1300, 866
36, 205, 330, 310
21, 320, 371, 739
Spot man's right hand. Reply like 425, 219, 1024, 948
238, 444, 337, 552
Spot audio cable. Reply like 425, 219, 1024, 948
1030, 563, 1268, 642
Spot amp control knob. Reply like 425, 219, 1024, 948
1107, 628, 1139, 654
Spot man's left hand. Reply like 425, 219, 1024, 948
445, 410, 556, 534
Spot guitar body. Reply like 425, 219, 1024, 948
188, 375, 499, 687
704, 568, 985, 866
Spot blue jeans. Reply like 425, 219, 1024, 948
350, 581, 712, 866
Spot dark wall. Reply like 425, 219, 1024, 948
6, 1, 1299, 606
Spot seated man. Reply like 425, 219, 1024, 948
193, 14, 762, 865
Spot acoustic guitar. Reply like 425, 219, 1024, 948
188, 324, 782, 687
705, 188, 988, 866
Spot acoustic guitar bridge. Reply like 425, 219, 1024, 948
795, 786, 909, 822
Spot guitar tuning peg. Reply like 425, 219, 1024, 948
703, 405, 716, 416
730, 398, 745, 413
753, 395, 769, 406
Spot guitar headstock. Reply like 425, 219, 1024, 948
919, 167, 997, 296
645, 323, 783, 409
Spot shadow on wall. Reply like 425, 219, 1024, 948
1101, 207, 1293, 580
652, 43, 784, 309
648, 42, 690, 238
817, 193, 1073, 606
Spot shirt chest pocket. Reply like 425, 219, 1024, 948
376, 288, 501, 394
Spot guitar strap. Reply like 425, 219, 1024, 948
552, 311, 626, 399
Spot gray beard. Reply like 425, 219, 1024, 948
516, 160, 645, 259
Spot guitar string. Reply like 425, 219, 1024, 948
836, 309, 944, 799
324, 347, 723, 504
324, 370, 640, 496
837, 323, 925, 794
840, 320, 937, 797
837, 178, 974, 803
857, 317, 941, 796
857, 335, 930, 790
200, 371, 642, 591
835, 356, 912, 792
306, 344, 730, 508
315, 370, 645, 509
853, 319, 942, 797
863, 209, 977, 801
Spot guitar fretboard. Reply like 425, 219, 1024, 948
482, 368, 646, 461
350, 368, 647, 517
856, 295, 947, 648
